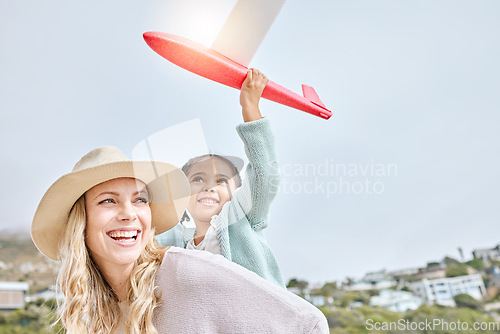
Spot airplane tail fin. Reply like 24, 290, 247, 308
302, 85, 330, 111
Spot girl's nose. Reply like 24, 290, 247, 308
204, 178, 216, 192
117, 202, 137, 221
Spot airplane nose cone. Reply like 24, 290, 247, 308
143, 31, 158, 47
143, 31, 174, 57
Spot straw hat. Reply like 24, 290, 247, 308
31, 146, 191, 261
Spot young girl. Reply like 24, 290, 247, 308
31, 146, 328, 333
156, 69, 284, 287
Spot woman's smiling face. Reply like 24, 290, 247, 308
84, 177, 151, 272
186, 157, 237, 225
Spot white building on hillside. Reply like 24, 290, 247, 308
344, 269, 397, 291
26, 284, 64, 303
0, 281, 29, 310
370, 289, 422, 312
390, 267, 420, 277
473, 244, 500, 265
410, 274, 486, 307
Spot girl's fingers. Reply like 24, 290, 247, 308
245, 68, 267, 89
260, 74, 268, 86
250, 68, 267, 83
242, 70, 252, 86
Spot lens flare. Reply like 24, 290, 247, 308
168, 0, 235, 47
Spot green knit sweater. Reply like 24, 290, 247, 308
156, 118, 284, 287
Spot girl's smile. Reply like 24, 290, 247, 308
197, 196, 220, 207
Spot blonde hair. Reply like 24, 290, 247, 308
56, 195, 165, 333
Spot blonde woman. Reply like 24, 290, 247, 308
31, 146, 328, 333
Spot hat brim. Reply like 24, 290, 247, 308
31, 160, 190, 261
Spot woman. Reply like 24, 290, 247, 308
31, 146, 328, 333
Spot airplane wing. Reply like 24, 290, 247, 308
211, 0, 287, 67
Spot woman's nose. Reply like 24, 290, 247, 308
117, 202, 137, 221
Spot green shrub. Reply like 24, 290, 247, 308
453, 293, 483, 311
445, 264, 468, 277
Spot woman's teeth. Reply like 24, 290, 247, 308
108, 230, 138, 240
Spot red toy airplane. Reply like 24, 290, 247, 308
143, 32, 331, 120
143, 0, 331, 120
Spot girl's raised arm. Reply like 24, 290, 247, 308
240, 68, 268, 122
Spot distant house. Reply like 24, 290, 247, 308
370, 289, 422, 312
287, 286, 334, 307
486, 266, 500, 299
344, 269, 397, 291
0, 281, 29, 311
411, 267, 447, 281
489, 266, 500, 288
308, 294, 334, 307
347, 301, 364, 309
389, 267, 420, 277
26, 284, 64, 303
410, 274, 486, 307
473, 244, 500, 265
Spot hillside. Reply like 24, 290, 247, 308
0, 234, 58, 293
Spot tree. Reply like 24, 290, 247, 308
427, 261, 440, 269
458, 247, 464, 262
318, 281, 337, 296
0, 300, 63, 334
445, 264, 468, 277
287, 278, 309, 296
311, 282, 338, 305
443, 256, 461, 266
336, 291, 370, 308
454, 293, 483, 311
466, 258, 485, 270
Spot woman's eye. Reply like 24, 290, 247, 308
192, 176, 203, 183
99, 198, 115, 204
217, 178, 228, 184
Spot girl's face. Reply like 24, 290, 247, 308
186, 157, 237, 224
84, 177, 151, 272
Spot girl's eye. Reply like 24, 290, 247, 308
192, 176, 203, 183
99, 198, 115, 204
217, 178, 228, 184
136, 197, 149, 204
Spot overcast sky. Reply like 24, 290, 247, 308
1, 0, 499, 284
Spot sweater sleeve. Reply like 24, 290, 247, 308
155, 223, 186, 248
233, 118, 280, 229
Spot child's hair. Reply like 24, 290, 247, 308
181, 154, 242, 188
180, 154, 242, 224
56, 195, 165, 334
